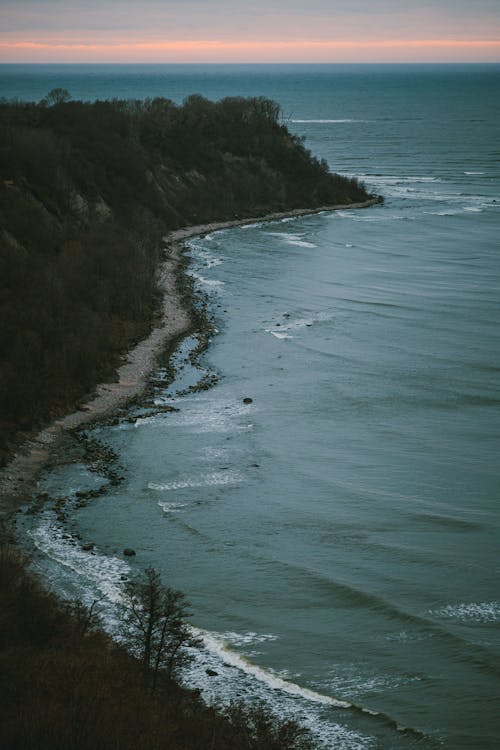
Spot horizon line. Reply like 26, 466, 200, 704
0, 38, 498, 64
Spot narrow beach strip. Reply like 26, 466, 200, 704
0, 197, 380, 515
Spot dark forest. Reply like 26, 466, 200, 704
0, 92, 372, 461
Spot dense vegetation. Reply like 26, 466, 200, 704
0, 92, 372, 461
0, 543, 315, 749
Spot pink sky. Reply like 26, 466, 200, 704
1, 1, 499, 63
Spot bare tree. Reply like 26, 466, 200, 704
66, 597, 102, 638
120, 567, 201, 691
42, 88, 71, 106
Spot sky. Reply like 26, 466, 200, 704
0, 0, 499, 63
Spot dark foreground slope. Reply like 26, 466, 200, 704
0, 543, 314, 750
0, 94, 372, 460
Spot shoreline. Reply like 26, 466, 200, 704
0, 196, 380, 518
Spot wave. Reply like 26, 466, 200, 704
267, 559, 500, 677
25, 513, 427, 748
429, 601, 500, 624
200, 446, 233, 461
240, 221, 264, 229
148, 470, 243, 492
317, 665, 422, 702
268, 331, 293, 340
199, 629, 350, 707
135, 396, 253, 434
188, 271, 224, 288
356, 175, 498, 211
221, 630, 279, 647
183, 628, 428, 746
290, 119, 366, 124
188, 244, 223, 268
354, 175, 441, 185
265, 231, 316, 248
287, 239, 317, 247
409, 511, 483, 531
334, 212, 411, 223
335, 297, 415, 311
265, 311, 335, 338
426, 209, 464, 216
28, 513, 129, 607
157, 501, 188, 513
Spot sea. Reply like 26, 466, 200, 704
3, 64, 500, 749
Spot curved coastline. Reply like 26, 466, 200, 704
0, 197, 380, 518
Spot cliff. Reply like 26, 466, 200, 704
0, 93, 373, 461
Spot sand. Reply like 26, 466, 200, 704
0, 198, 379, 516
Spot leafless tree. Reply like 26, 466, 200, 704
120, 566, 201, 692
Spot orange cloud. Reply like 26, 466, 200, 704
1, 38, 499, 63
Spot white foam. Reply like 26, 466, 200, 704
180, 628, 375, 749
288, 239, 317, 248
268, 331, 293, 340
29, 514, 374, 749
157, 501, 188, 513
148, 471, 243, 492
426, 210, 463, 216
201, 446, 232, 461
190, 247, 223, 268
356, 175, 440, 185
221, 631, 279, 647
188, 271, 224, 288
426, 204, 485, 216
336, 213, 408, 223
266, 311, 334, 337
265, 311, 334, 338
198, 629, 351, 708
429, 601, 500, 623
290, 119, 364, 124
265, 231, 316, 248
205, 257, 223, 268
135, 397, 251, 435
464, 171, 485, 175
28, 514, 129, 605
385, 630, 430, 643
318, 664, 421, 699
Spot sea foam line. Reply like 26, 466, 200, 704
189, 629, 427, 743
148, 471, 243, 492
26, 513, 422, 747
197, 628, 350, 708
28, 514, 129, 606
290, 119, 365, 124
430, 601, 500, 623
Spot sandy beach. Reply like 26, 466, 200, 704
0, 197, 379, 516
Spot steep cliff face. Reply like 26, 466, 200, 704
0, 95, 372, 459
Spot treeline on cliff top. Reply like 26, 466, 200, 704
0, 90, 372, 462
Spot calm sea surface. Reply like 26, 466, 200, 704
5, 65, 500, 749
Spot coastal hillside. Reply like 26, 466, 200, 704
0, 92, 372, 461
0, 543, 315, 750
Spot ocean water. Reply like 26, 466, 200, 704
7, 65, 500, 749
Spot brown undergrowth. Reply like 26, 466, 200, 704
0, 542, 315, 750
